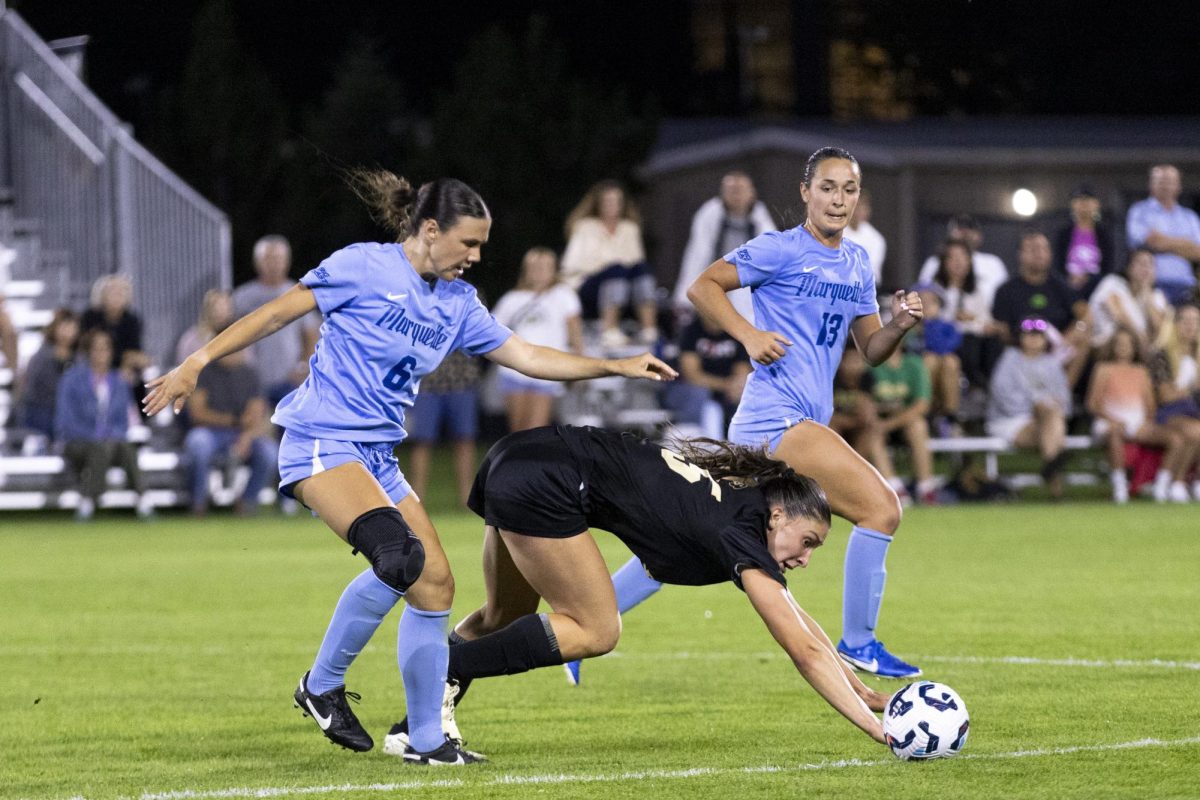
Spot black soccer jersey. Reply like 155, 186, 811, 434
469, 425, 786, 591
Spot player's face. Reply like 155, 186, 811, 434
429, 216, 491, 282
800, 158, 860, 238
765, 512, 829, 572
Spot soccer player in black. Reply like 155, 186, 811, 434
386, 425, 890, 755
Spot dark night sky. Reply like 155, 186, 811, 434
15, 0, 1200, 130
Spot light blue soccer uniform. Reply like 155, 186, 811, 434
726, 225, 878, 451
273, 242, 512, 501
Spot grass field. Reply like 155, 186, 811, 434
3, 492, 1198, 799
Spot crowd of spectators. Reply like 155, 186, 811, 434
5, 163, 1200, 513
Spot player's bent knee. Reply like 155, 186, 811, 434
865, 484, 903, 534
582, 614, 622, 658
347, 507, 426, 594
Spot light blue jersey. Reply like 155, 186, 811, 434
727, 225, 878, 432
272, 242, 512, 442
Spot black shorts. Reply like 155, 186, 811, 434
468, 427, 589, 538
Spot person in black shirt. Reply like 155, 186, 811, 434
991, 231, 1091, 387
385, 425, 890, 756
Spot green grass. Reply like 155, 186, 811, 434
2, 496, 1197, 799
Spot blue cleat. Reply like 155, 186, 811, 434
836, 639, 921, 679
563, 660, 581, 686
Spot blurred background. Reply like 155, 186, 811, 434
3, 0, 1200, 513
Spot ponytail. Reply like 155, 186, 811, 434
346, 169, 489, 241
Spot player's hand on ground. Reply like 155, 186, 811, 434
612, 353, 678, 382
143, 356, 203, 415
741, 328, 792, 365
890, 289, 923, 330
863, 687, 890, 713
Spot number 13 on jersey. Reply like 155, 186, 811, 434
815, 312, 843, 347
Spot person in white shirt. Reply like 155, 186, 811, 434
843, 188, 887, 287
1088, 247, 1170, 352
491, 247, 584, 433
560, 181, 657, 348
672, 171, 775, 323
918, 214, 1008, 298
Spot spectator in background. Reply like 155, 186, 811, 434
1053, 184, 1113, 300
986, 316, 1072, 499
0, 239, 18, 374
561, 181, 658, 348
931, 238, 1005, 390
1088, 248, 1169, 353
176, 289, 234, 364
1086, 327, 1189, 504
919, 214, 1009, 296
868, 347, 938, 505
491, 247, 582, 433
912, 283, 963, 431
661, 315, 752, 439
1148, 304, 1200, 502
54, 329, 153, 520
232, 235, 320, 406
404, 350, 480, 506
991, 231, 1091, 387
14, 308, 78, 440
844, 188, 887, 287
80, 274, 151, 382
828, 348, 879, 454
672, 170, 775, 324
183, 347, 277, 516
1126, 164, 1200, 306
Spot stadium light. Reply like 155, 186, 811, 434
1012, 188, 1038, 217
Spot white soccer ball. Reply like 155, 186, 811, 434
883, 681, 970, 761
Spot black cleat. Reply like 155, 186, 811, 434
402, 736, 486, 766
292, 671, 374, 752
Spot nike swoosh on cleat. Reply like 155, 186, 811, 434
304, 697, 333, 730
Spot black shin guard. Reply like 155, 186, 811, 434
448, 613, 564, 683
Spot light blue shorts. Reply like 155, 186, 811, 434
278, 430, 412, 505
728, 413, 814, 455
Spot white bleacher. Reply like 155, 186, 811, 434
928, 434, 1096, 480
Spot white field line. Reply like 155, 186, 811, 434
10, 645, 1197, 672
120, 736, 1200, 800
600, 651, 1200, 670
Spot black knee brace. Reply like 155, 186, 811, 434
346, 507, 426, 593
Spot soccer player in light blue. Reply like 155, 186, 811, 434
144, 170, 676, 765
574, 147, 925, 683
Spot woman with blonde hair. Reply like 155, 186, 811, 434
1086, 326, 1190, 503
1148, 304, 1200, 501
490, 246, 583, 432
561, 180, 658, 348
175, 289, 234, 364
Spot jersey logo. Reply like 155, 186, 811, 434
311, 266, 331, 284
790, 273, 863, 306
374, 306, 452, 351
386, 291, 408, 301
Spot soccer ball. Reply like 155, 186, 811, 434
883, 681, 970, 761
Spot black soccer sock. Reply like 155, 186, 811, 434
448, 613, 564, 682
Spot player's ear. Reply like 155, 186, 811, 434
422, 219, 440, 240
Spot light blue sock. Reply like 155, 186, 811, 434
398, 605, 451, 753
308, 568, 402, 695
613, 556, 663, 614
842, 526, 891, 649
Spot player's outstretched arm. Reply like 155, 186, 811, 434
742, 569, 886, 743
143, 284, 319, 416
485, 334, 678, 382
